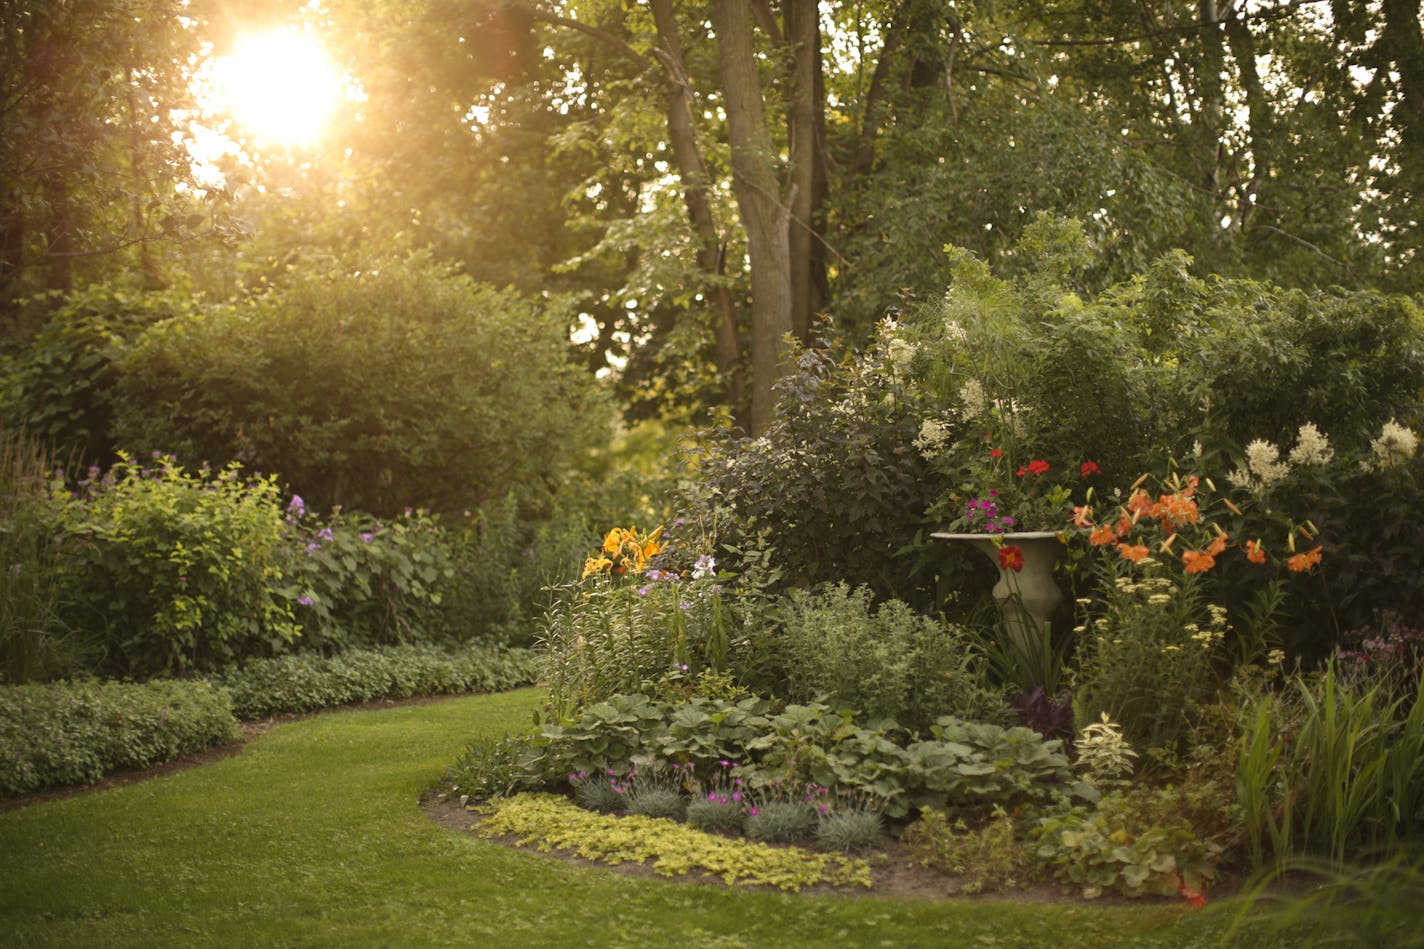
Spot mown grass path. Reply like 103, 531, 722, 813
0, 690, 1235, 947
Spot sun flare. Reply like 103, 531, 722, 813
211, 29, 345, 147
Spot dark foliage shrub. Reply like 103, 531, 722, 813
688, 337, 950, 611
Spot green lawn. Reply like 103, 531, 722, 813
0, 690, 1252, 947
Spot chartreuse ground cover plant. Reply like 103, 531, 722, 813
0, 689, 1292, 948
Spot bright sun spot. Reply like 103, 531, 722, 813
211, 29, 344, 147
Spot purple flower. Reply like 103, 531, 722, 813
360, 532, 375, 544
288, 495, 306, 517
298, 595, 315, 606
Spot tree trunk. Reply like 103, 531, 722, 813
711, 0, 793, 434
784, 0, 825, 341
649, 0, 747, 430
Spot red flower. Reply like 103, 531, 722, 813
1028, 459, 1050, 476
990, 448, 1004, 459
1080, 461, 1101, 478
1176, 875, 1208, 910
998, 545, 1026, 572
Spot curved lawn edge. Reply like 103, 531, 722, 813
0, 690, 1239, 947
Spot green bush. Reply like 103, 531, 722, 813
109, 254, 600, 518
0, 287, 195, 465
901, 807, 1038, 893
0, 678, 240, 797
217, 643, 540, 719
48, 453, 300, 678
780, 583, 1006, 733
1030, 787, 1222, 899
283, 502, 454, 651
904, 716, 1079, 814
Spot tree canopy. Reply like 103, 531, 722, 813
2, 0, 1419, 435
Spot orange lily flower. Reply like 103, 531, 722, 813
1287, 545, 1323, 573
1089, 524, 1118, 546
998, 545, 1026, 572
1118, 543, 1150, 563
1182, 549, 1217, 574
1245, 539, 1267, 564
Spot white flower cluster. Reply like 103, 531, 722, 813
914, 418, 953, 459
944, 319, 968, 343
1227, 422, 1335, 493
1288, 422, 1335, 466
958, 379, 988, 418
886, 337, 916, 371
1370, 418, 1419, 469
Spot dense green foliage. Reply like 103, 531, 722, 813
217, 643, 540, 720
780, 582, 1006, 733
47, 454, 300, 678
0, 678, 239, 797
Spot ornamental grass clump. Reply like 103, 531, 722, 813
570, 768, 628, 814
745, 784, 819, 843
686, 760, 750, 835
815, 789, 886, 854
622, 761, 690, 821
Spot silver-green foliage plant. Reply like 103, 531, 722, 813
781, 583, 1006, 733
815, 789, 885, 854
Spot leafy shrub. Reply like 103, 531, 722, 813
902, 807, 1038, 893
445, 733, 549, 802
47, 454, 299, 678
0, 678, 239, 796
283, 501, 454, 651
0, 287, 193, 465
904, 716, 1078, 814
780, 583, 1006, 733
217, 643, 539, 719
1030, 787, 1222, 899
110, 254, 600, 518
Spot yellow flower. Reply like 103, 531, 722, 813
602, 528, 626, 555
582, 556, 613, 579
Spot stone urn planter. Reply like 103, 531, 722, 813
932, 530, 1066, 653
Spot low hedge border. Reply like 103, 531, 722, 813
1, 643, 540, 798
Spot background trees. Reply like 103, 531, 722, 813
2, 0, 1420, 461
